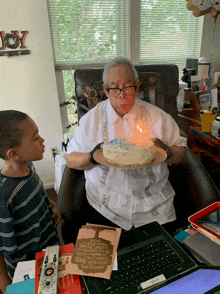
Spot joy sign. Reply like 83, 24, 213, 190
0, 30, 28, 50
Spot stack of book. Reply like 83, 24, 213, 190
180, 202, 220, 266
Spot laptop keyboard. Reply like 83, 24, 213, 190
98, 239, 183, 294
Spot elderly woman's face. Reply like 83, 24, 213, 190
103, 64, 140, 117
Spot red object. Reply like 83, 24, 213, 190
35, 243, 82, 294
187, 125, 220, 164
188, 202, 220, 245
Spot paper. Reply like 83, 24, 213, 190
202, 223, 220, 236
211, 88, 218, 108
12, 260, 35, 284
66, 224, 121, 279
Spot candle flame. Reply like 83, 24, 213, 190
128, 120, 153, 146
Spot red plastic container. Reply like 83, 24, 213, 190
188, 202, 220, 245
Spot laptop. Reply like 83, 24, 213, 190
83, 221, 220, 294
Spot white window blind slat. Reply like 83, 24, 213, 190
48, 0, 203, 75
140, 0, 203, 75
48, 0, 128, 67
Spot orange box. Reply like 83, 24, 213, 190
200, 113, 217, 132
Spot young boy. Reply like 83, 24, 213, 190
0, 110, 61, 294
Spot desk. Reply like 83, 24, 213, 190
176, 89, 202, 135
187, 125, 220, 164
181, 88, 202, 121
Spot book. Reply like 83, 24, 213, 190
35, 243, 82, 294
6, 278, 35, 294
66, 224, 122, 279
183, 232, 220, 266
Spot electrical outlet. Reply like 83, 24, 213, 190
51, 147, 58, 158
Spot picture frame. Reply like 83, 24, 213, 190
214, 72, 220, 85
191, 76, 203, 93
202, 77, 211, 92
198, 63, 210, 77
196, 88, 218, 111
195, 90, 209, 107
199, 93, 210, 110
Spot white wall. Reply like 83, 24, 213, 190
0, 0, 63, 189
200, 14, 220, 77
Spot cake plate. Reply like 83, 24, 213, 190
93, 147, 167, 169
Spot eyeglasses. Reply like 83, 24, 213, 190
106, 85, 137, 97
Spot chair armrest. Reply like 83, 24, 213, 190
169, 147, 220, 226
58, 148, 220, 227
57, 165, 87, 219
180, 128, 187, 138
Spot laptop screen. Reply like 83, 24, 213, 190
151, 269, 220, 294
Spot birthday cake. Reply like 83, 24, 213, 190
103, 138, 156, 166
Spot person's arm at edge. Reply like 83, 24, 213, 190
166, 145, 187, 165
66, 152, 93, 170
0, 255, 12, 294
49, 199, 62, 226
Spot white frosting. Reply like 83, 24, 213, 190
103, 138, 156, 166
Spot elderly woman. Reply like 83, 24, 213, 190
65, 57, 187, 243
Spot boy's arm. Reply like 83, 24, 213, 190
0, 255, 12, 294
49, 199, 62, 226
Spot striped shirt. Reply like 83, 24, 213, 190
0, 162, 59, 279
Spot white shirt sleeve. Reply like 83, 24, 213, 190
160, 114, 187, 147
144, 103, 187, 148
66, 102, 105, 154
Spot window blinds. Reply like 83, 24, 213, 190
47, 0, 128, 69
48, 0, 203, 74
140, 0, 203, 74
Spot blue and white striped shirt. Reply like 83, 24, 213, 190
0, 162, 59, 279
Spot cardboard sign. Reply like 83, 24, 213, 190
66, 224, 121, 279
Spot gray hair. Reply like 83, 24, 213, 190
103, 57, 139, 86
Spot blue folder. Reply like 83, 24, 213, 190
6, 278, 35, 294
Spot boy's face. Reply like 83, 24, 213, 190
15, 117, 45, 162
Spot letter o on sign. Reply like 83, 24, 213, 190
4, 33, 19, 49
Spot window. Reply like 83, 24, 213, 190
47, 0, 203, 132
48, 0, 128, 69
140, 0, 203, 73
